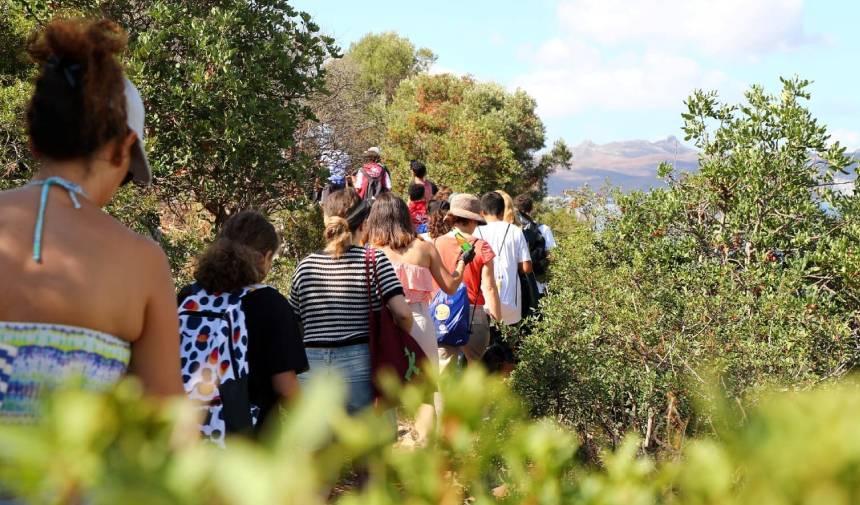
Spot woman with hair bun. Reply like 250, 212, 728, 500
289, 188, 412, 414
177, 211, 307, 445
0, 18, 182, 423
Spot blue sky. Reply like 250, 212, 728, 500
292, 0, 860, 150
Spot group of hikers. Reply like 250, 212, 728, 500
0, 19, 557, 448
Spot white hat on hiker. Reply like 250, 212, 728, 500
123, 78, 152, 186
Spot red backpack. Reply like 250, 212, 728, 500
358, 163, 388, 200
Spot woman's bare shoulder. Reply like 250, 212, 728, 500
92, 211, 171, 276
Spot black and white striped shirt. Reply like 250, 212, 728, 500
289, 246, 404, 347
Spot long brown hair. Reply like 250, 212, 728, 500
428, 200, 452, 239
27, 18, 129, 160
365, 193, 416, 249
322, 188, 363, 258
194, 211, 279, 293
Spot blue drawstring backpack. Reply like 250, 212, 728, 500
430, 283, 477, 347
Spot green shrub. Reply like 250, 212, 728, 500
513, 78, 860, 456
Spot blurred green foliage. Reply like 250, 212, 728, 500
4, 367, 860, 504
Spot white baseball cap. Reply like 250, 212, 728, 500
123, 78, 152, 186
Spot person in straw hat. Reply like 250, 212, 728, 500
431, 193, 501, 370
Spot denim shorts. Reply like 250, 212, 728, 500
299, 343, 373, 415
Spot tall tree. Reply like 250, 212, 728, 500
347, 31, 435, 103
300, 31, 436, 179
384, 72, 562, 196
131, 1, 337, 225
0, 0, 338, 226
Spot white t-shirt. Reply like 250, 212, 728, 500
477, 221, 531, 325
539, 224, 557, 250
536, 224, 557, 294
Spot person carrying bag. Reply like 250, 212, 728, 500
364, 247, 428, 397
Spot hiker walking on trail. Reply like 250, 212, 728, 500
408, 183, 430, 234
432, 194, 501, 369
365, 193, 470, 372
477, 192, 533, 326
355, 147, 392, 201
423, 200, 450, 241
514, 194, 556, 295
320, 150, 349, 204
178, 211, 308, 445
410, 160, 437, 202
289, 188, 412, 414
365, 193, 472, 440
434, 185, 453, 203
0, 18, 183, 425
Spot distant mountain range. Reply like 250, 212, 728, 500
547, 137, 859, 195
547, 136, 698, 195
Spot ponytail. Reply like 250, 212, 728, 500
321, 188, 365, 259
27, 18, 129, 161
324, 215, 352, 259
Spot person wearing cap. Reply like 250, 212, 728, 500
431, 194, 501, 369
0, 18, 183, 423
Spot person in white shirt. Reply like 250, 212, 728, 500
477, 192, 532, 325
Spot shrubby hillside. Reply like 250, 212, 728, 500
515, 78, 860, 455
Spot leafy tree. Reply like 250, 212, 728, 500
525, 138, 573, 199
130, 0, 338, 225
347, 31, 435, 103
0, 1, 37, 190
298, 52, 383, 186
384, 73, 560, 195
298, 31, 437, 185
1, 0, 338, 227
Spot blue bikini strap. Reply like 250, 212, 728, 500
28, 176, 87, 263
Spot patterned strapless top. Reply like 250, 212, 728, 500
0, 322, 131, 423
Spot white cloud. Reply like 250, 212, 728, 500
533, 37, 600, 67
830, 129, 860, 150
489, 32, 505, 47
510, 0, 818, 120
557, 0, 816, 57
428, 63, 462, 76
513, 45, 727, 117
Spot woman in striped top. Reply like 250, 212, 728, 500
289, 188, 412, 414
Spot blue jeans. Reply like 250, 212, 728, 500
299, 343, 373, 415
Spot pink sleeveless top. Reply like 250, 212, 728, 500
391, 262, 434, 305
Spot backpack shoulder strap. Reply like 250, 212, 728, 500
500, 224, 511, 250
